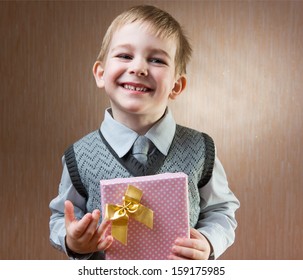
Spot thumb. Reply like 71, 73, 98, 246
190, 228, 203, 239
64, 200, 75, 226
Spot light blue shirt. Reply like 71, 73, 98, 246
49, 108, 240, 259
101, 108, 176, 157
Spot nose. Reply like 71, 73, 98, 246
128, 58, 148, 76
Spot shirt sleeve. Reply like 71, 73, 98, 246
49, 156, 92, 259
196, 156, 240, 259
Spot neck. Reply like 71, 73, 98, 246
111, 110, 165, 135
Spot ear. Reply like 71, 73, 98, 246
92, 61, 105, 88
169, 75, 187, 100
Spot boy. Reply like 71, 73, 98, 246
49, 5, 239, 260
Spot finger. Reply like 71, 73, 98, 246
97, 235, 113, 251
190, 228, 203, 239
171, 243, 205, 260
172, 237, 208, 260
96, 218, 112, 236
175, 237, 205, 251
95, 219, 112, 251
190, 228, 212, 256
82, 210, 101, 241
64, 200, 75, 227
167, 254, 187, 260
92, 209, 101, 224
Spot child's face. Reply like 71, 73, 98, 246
94, 22, 185, 123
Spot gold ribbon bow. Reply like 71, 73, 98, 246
105, 185, 153, 245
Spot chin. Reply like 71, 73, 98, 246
120, 103, 148, 114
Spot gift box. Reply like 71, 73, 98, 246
100, 172, 189, 260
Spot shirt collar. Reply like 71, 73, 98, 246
100, 108, 176, 157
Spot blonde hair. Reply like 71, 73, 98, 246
97, 5, 192, 75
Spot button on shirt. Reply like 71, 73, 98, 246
49, 108, 240, 259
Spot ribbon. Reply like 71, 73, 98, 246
105, 185, 153, 245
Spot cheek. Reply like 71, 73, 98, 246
104, 63, 124, 81
154, 69, 176, 85
157, 76, 177, 93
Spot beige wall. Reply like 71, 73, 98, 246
1, 1, 302, 259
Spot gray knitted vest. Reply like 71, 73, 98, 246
65, 124, 215, 228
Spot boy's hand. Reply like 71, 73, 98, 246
168, 228, 212, 260
64, 200, 113, 255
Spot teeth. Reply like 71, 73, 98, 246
124, 84, 148, 92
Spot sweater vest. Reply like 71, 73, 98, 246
65, 125, 215, 228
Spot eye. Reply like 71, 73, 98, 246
149, 57, 167, 65
116, 54, 133, 60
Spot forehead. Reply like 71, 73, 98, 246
109, 22, 177, 54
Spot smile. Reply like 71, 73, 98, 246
122, 83, 150, 92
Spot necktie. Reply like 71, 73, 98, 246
131, 136, 151, 165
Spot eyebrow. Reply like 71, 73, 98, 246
111, 44, 172, 60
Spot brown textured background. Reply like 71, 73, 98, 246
1, 0, 302, 259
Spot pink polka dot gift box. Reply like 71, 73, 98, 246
100, 172, 189, 260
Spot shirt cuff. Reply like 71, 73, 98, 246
65, 236, 93, 260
